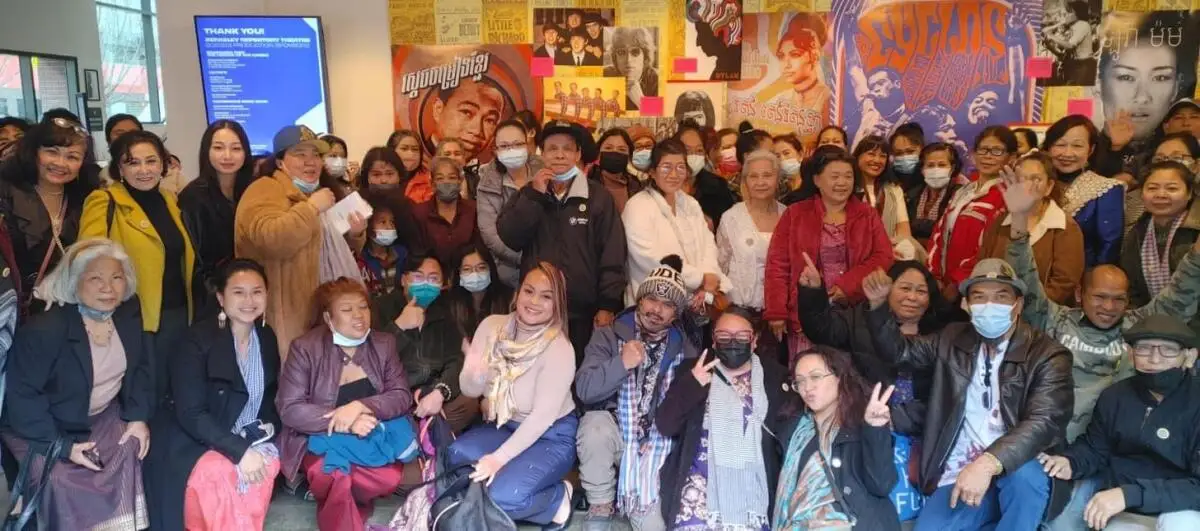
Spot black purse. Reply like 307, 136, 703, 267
430, 472, 517, 531
4, 438, 65, 531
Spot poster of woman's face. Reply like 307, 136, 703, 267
1095, 10, 1199, 140
602, 27, 660, 111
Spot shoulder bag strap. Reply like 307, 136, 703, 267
104, 190, 115, 239
4, 438, 64, 531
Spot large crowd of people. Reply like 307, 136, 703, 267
1, 95, 1200, 531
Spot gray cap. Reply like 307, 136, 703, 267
1123, 314, 1198, 349
959, 258, 1027, 297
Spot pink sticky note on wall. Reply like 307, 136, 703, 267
1066, 98, 1094, 119
673, 57, 698, 74
531, 57, 554, 77
1027, 57, 1053, 79
640, 97, 664, 117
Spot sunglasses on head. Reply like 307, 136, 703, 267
51, 117, 88, 138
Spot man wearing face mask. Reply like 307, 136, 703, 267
498, 120, 628, 365
1040, 315, 1200, 531
626, 125, 657, 182
411, 157, 480, 269
864, 258, 1074, 531
574, 256, 698, 530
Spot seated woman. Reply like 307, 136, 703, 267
451, 262, 577, 528
277, 277, 414, 531
144, 259, 280, 531
656, 306, 789, 530
774, 346, 899, 530
2, 238, 152, 530
1121, 160, 1200, 312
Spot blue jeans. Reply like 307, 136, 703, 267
914, 459, 1050, 531
447, 413, 579, 525
1046, 477, 1200, 531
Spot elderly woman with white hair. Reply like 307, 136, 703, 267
716, 150, 787, 313
2, 238, 153, 530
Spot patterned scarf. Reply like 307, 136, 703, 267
773, 414, 851, 530
233, 329, 280, 494
706, 356, 770, 528
916, 186, 947, 223
616, 322, 680, 515
1141, 213, 1185, 295
483, 315, 558, 426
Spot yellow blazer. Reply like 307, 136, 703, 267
79, 182, 196, 331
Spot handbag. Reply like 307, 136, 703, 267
3, 438, 65, 531
430, 474, 516, 531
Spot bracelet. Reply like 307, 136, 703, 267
981, 452, 1004, 475
434, 382, 453, 401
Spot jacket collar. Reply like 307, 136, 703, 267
1000, 200, 1067, 244
65, 301, 142, 386
271, 170, 310, 204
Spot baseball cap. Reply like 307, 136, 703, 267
273, 125, 330, 155
958, 258, 1027, 297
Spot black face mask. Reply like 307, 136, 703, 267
1134, 368, 1187, 395
599, 151, 630, 173
713, 340, 753, 369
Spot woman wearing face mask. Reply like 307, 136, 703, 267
928, 126, 1018, 300
375, 252, 483, 434
980, 152, 1085, 306
477, 120, 542, 289
445, 242, 513, 339
235, 125, 368, 357
320, 135, 355, 195
1124, 132, 1200, 235
626, 125, 658, 181
774, 346, 900, 531
905, 143, 963, 245
411, 156, 480, 269
1120, 161, 1200, 313
676, 123, 736, 227
80, 130, 197, 405
589, 128, 644, 213
1044, 115, 1124, 267
356, 204, 408, 299
773, 134, 805, 192
386, 129, 432, 203
714, 128, 741, 181
889, 124, 925, 191
277, 278, 416, 531
854, 135, 917, 259
656, 307, 789, 530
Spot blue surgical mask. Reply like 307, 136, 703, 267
631, 149, 652, 170
554, 165, 580, 182
893, 154, 919, 173
78, 304, 115, 322
781, 158, 802, 176
460, 272, 491, 293
969, 303, 1015, 339
373, 229, 397, 247
496, 148, 529, 169
292, 177, 319, 194
408, 282, 442, 308
331, 328, 370, 347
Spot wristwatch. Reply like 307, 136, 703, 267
434, 382, 453, 401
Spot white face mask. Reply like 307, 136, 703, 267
923, 167, 952, 189
324, 156, 348, 177
373, 229, 397, 246
686, 154, 706, 176
780, 158, 802, 176
496, 148, 528, 169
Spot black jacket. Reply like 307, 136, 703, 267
692, 169, 736, 228
373, 290, 467, 399
904, 183, 960, 242
0, 180, 86, 313
777, 417, 901, 530
143, 317, 281, 531
655, 356, 787, 524
177, 176, 236, 304
864, 305, 1074, 495
1062, 372, 1200, 516
3, 300, 154, 454
496, 178, 626, 316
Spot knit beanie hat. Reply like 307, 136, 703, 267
636, 255, 688, 309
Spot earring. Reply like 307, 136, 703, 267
261, 314, 266, 327
217, 310, 227, 329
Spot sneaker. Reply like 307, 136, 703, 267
581, 501, 615, 531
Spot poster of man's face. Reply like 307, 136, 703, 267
603, 27, 660, 111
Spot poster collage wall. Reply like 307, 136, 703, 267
389, 0, 1200, 167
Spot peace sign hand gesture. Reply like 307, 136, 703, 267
864, 382, 895, 427
797, 252, 822, 289
691, 349, 721, 387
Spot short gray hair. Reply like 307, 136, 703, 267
38, 238, 137, 306
741, 149, 781, 178
429, 156, 464, 178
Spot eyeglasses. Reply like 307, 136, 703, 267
1152, 155, 1196, 166
460, 264, 490, 275
1133, 343, 1184, 359
495, 142, 526, 151
51, 117, 88, 138
793, 372, 832, 389
713, 331, 754, 344
975, 147, 1009, 157
657, 163, 689, 175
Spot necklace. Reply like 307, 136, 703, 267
84, 318, 115, 347
339, 348, 354, 366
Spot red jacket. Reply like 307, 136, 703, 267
764, 197, 894, 330
927, 179, 1007, 293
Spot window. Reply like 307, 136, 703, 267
96, 0, 164, 123
0, 52, 80, 120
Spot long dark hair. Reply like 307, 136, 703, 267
887, 260, 955, 334
0, 120, 98, 206
446, 242, 513, 341
357, 147, 409, 192
792, 345, 869, 431
198, 120, 257, 202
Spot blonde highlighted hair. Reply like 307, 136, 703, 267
512, 261, 570, 335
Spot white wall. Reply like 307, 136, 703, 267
158, 0, 395, 178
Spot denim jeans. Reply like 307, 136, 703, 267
1046, 477, 1200, 531
914, 459, 1051, 531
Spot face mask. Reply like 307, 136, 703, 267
373, 182, 400, 191
893, 154, 919, 173
686, 154, 707, 176
292, 177, 319, 194
599, 152, 630, 173
331, 328, 369, 347
720, 147, 737, 162
969, 303, 1015, 339
554, 165, 581, 182
1134, 367, 1187, 395
324, 156, 348, 177
373, 229, 397, 247
713, 340, 754, 369
496, 148, 529, 169
435, 182, 460, 202
631, 149, 652, 171
408, 281, 442, 308
460, 272, 491, 293
781, 158, 802, 176
78, 304, 115, 322
924, 168, 952, 189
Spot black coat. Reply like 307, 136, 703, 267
655, 356, 788, 524
1062, 372, 1200, 516
692, 169, 736, 228
777, 418, 900, 530
904, 182, 960, 242
144, 317, 281, 531
0, 180, 86, 314
177, 176, 236, 301
3, 300, 153, 453
373, 290, 468, 399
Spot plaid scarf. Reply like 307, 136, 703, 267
707, 357, 770, 528
616, 324, 680, 515
917, 186, 948, 222
1141, 214, 1185, 295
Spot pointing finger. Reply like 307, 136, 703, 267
802, 252, 816, 270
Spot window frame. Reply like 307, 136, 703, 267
95, 0, 164, 123
0, 49, 82, 120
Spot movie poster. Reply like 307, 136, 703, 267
1037, 0, 1101, 86
665, 82, 728, 129
682, 0, 744, 81
532, 8, 615, 76
391, 45, 542, 167
602, 27, 661, 111
729, 12, 832, 149
542, 77, 627, 130
832, 0, 1040, 169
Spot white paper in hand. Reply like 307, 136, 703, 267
325, 191, 373, 235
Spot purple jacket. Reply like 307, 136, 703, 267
276, 325, 413, 487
